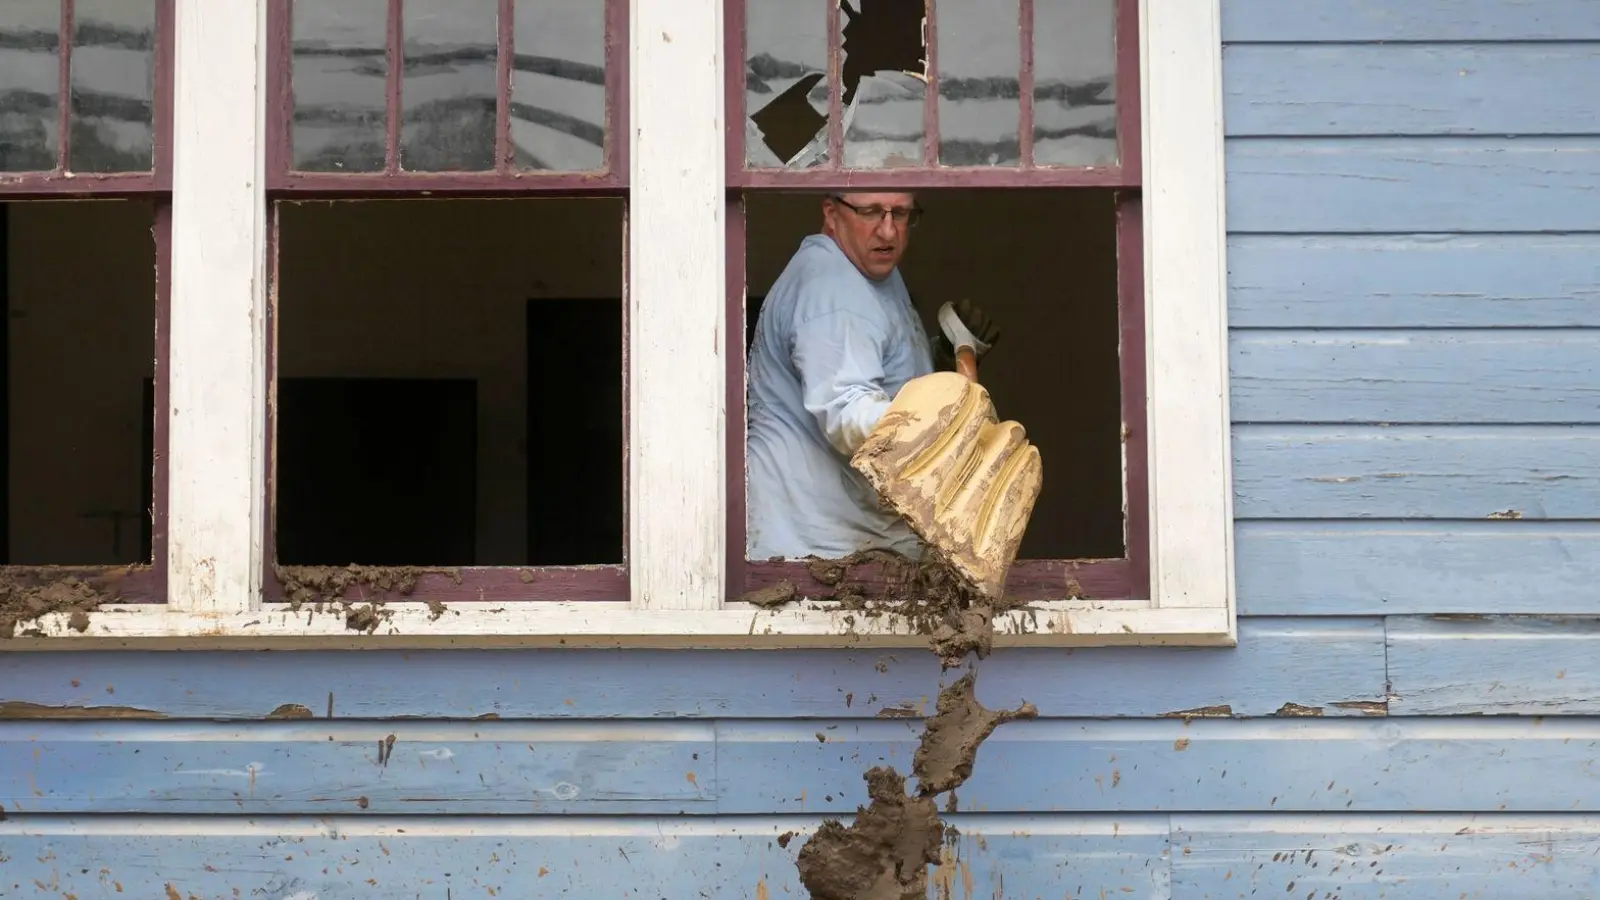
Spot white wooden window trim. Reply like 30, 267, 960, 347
5, 0, 1233, 649
166, 0, 270, 615
629, 0, 727, 612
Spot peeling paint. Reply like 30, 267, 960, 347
0, 701, 166, 720
1330, 700, 1390, 716
1159, 705, 1234, 720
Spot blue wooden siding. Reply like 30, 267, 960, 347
5, 2, 1600, 897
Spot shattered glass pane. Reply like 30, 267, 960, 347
70, 0, 156, 173
0, 0, 62, 173
840, 0, 926, 168
402, 0, 498, 172
936, 0, 1019, 167
291, 0, 388, 172
1033, 0, 1117, 167
513, 0, 606, 171
745, 0, 828, 168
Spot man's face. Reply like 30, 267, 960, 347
822, 192, 918, 281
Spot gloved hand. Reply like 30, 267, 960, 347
931, 298, 1001, 372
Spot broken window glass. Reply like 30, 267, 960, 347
745, 0, 829, 168
936, 0, 1019, 167
291, 0, 389, 173
1033, 0, 1117, 167
401, 0, 498, 172
512, 0, 607, 171
840, 0, 926, 168
0, 1, 63, 173
70, 0, 156, 173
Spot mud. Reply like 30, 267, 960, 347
737, 579, 798, 610
275, 564, 461, 633
795, 767, 946, 900
912, 671, 1037, 796
792, 549, 1030, 669
0, 568, 122, 639
792, 552, 1037, 900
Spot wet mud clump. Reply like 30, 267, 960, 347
792, 552, 1037, 899
0, 568, 123, 639
796, 768, 945, 900
913, 670, 1037, 796
276, 564, 461, 632
796, 549, 1030, 669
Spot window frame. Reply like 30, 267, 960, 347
259, 0, 631, 604
3, 0, 1234, 649
726, 0, 1151, 606
0, 0, 174, 197
264, 0, 628, 194
0, 0, 174, 608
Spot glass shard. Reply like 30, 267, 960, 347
745, 0, 828, 168
512, 0, 607, 171
402, 0, 498, 172
70, 0, 156, 172
936, 0, 1020, 166
291, 0, 388, 172
0, 0, 63, 173
1033, 0, 1117, 167
840, 0, 926, 168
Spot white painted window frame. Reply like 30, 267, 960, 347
8, 0, 1233, 649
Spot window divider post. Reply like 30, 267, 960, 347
628, 0, 728, 611
167, 0, 270, 614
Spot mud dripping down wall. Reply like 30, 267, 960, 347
778, 552, 1039, 899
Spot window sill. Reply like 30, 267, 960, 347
1, 600, 1235, 650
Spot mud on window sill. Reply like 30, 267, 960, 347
0, 598, 1233, 650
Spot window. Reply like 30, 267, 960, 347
262, 0, 627, 613
8, 0, 1232, 647
729, 0, 1149, 606
0, 0, 172, 627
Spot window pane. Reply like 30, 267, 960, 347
512, 0, 606, 171
841, 0, 927, 168
1033, 0, 1117, 167
70, 0, 155, 173
936, 0, 1020, 166
402, 0, 498, 172
291, 0, 388, 173
0, 1, 62, 173
745, 0, 828, 168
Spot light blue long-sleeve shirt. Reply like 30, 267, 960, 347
746, 233, 934, 560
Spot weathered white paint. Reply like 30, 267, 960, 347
3, 601, 1231, 649
166, 0, 268, 613
628, 0, 726, 611
1141, 0, 1234, 625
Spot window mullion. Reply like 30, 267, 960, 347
166, 0, 270, 614
628, 0, 728, 611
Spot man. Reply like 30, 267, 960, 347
745, 192, 999, 560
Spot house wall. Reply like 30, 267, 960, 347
5, 0, 1600, 896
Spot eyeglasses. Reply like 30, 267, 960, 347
829, 195, 923, 228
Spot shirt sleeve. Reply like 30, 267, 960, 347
791, 308, 894, 457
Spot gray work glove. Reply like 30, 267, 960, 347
931, 298, 1001, 372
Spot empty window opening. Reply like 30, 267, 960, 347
1, 200, 157, 566
272, 197, 624, 568
744, 189, 1124, 560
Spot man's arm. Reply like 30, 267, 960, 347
792, 308, 893, 457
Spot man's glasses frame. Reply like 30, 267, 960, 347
827, 195, 924, 228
